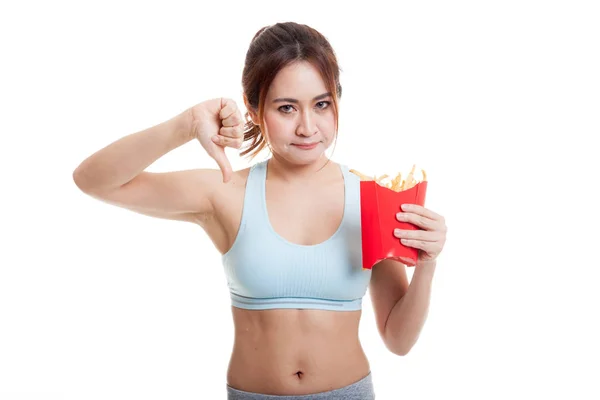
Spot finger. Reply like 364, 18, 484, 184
394, 229, 441, 242
212, 134, 243, 149
218, 98, 235, 119
401, 204, 444, 222
219, 99, 241, 127
399, 238, 440, 255
219, 125, 244, 139
396, 212, 438, 231
222, 112, 242, 127
208, 145, 232, 183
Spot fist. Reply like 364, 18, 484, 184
190, 98, 245, 183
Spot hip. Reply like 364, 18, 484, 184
227, 344, 371, 396
226, 370, 375, 399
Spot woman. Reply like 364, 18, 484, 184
73, 22, 447, 399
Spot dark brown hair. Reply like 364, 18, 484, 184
240, 22, 343, 161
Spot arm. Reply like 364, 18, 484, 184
384, 261, 437, 356
73, 108, 193, 192
72, 108, 220, 222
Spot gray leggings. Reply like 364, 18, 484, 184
226, 371, 375, 399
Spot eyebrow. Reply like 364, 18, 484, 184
272, 92, 332, 104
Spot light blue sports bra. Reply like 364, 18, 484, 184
222, 159, 372, 311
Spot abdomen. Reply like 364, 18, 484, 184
226, 307, 371, 396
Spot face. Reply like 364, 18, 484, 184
246, 61, 337, 165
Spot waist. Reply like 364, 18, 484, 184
228, 306, 369, 394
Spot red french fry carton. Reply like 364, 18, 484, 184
360, 180, 428, 269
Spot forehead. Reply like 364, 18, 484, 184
267, 61, 328, 99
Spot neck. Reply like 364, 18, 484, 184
266, 154, 334, 184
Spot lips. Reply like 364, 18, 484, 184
293, 142, 319, 149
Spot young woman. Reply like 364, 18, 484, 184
73, 21, 447, 400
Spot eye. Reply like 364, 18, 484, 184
279, 105, 294, 113
278, 101, 331, 114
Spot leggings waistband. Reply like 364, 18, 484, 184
226, 371, 375, 399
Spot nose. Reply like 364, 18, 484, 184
296, 110, 317, 137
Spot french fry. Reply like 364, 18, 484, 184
356, 165, 429, 269
391, 173, 402, 191
350, 165, 427, 192
405, 164, 416, 189
349, 169, 374, 181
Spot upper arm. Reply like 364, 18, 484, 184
76, 168, 224, 223
369, 259, 410, 341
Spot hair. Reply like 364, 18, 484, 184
240, 22, 343, 162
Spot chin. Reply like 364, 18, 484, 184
272, 142, 331, 163
274, 151, 319, 165
292, 152, 329, 166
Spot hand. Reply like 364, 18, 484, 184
189, 98, 245, 183
393, 204, 447, 265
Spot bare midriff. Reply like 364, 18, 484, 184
201, 163, 370, 395
226, 306, 371, 396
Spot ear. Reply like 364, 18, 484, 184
243, 93, 259, 125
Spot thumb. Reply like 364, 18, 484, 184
209, 145, 232, 183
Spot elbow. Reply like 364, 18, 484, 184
384, 337, 411, 357
72, 168, 89, 192
72, 168, 83, 189
72, 167, 99, 194
396, 347, 412, 356
390, 345, 411, 357
384, 328, 416, 356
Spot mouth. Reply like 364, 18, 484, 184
292, 142, 320, 150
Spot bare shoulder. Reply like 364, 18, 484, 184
212, 166, 252, 206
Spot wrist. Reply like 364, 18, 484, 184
171, 108, 195, 144
415, 260, 437, 277
417, 260, 437, 267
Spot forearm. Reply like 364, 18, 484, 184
384, 261, 437, 355
73, 108, 193, 192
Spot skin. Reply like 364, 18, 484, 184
199, 61, 372, 395
210, 61, 446, 394
210, 172, 371, 395
74, 59, 447, 395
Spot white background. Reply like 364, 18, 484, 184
1, 0, 599, 399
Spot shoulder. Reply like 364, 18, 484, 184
217, 165, 251, 189
211, 164, 255, 204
